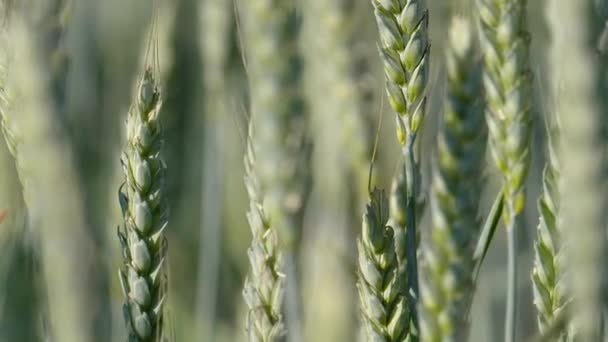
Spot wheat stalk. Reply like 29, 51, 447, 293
372, 0, 431, 333
531, 124, 569, 340
477, 0, 533, 339
196, 0, 233, 340
358, 188, 409, 341
418, 17, 485, 342
548, 1, 606, 340
118, 67, 168, 342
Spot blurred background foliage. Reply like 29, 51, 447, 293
0, 0, 555, 340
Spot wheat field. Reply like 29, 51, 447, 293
0, 0, 606, 341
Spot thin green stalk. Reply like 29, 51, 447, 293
358, 189, 409, 341
419, 17, 485, 341
506, 217, 517, 342
118, 68, 169, 342
196, 0, 232, 340
549, 0, 606, 340
372, 1, 430, 336
477, 0, 533, 340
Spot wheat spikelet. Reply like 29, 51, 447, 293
118, 68, 168, 342
358, 189, 409, 341
418, 17, 485, 342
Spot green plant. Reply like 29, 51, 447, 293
238, 0, 312, 339
371, 0, 431, 335
477, 0, 533, 339
302, 0, 373, 204
548, 0, 606, 340
357, 188, 409, 341
242, 126, 286, 342
531, 119, 570, 340
118, 67, 168, 342
419, 16, 485, 342
2, 14, 95, 342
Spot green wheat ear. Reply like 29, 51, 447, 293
118, 67, 169, 342
371, 1, 431, 335
419, 17, 485, 342
548, 0, 606, 339
477, 0, 533, 220
242, 124, 285, 342
358, 188, 409, 341
531, 125, 570, 340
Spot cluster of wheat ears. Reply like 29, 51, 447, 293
0, 0, 607, 341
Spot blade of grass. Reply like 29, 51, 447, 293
473, 190, 504, 282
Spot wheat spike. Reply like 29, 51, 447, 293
418, 17, 485, 341
118, 68, 169, 342
531, 124, 569, 340
477, 0, 532, 219
477, 0, 533, 339
239, 0, 311, 340
243, 127, 286, 342
2, 14, 95, 342
358, 189, 409, 341
549, 0, 606, 340
372, 0, 431, 334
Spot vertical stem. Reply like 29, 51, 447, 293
196, 118, 223, 341
405, 134, 419, 336
285, 253, 302, 342
505, 211, 518, 342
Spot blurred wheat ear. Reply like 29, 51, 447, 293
1, 12, 96, 342
548, 0, 606, 340
419, 16, 486, 342
238, 0, 312, 340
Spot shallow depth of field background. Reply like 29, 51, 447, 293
0, 0, 554, 341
